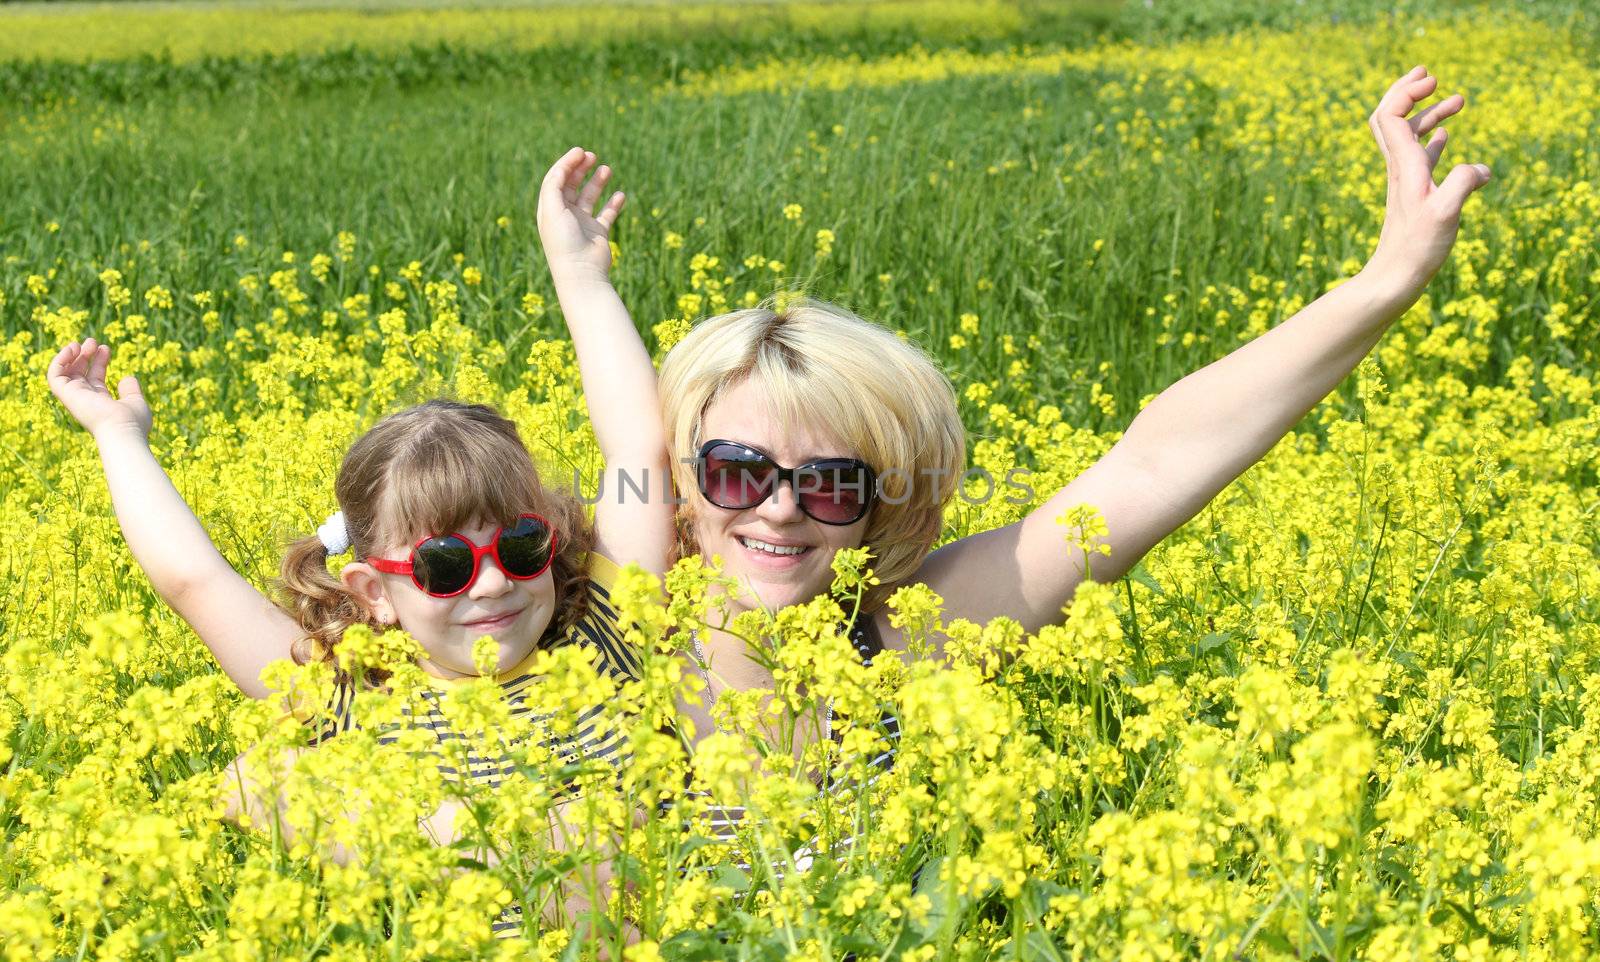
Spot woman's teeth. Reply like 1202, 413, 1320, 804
739, 536, 807, 556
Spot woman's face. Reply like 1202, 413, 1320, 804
363, 518, 558, 679
690, 377, 871, 617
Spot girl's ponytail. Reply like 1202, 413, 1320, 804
279, 534, 370, 668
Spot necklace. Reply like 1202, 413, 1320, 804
689, 631, 833, 743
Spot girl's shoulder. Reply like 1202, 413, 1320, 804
583, 551, 625, 595
551, 551, 646, 678
298, 671, 364, 746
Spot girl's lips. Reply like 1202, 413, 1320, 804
462, 608, 523, 633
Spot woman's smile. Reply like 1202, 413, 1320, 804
735, 532, 815, 568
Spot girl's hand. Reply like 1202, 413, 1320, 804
1364, 66, 1492, 294
537, 146, 626, 282
47, 338, 152, 440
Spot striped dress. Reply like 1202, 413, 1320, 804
688, 616, 902, 881
307, 553, 641, 936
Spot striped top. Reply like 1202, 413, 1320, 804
307, 553, 640, 937
688, 616, 901, 881
308, 553, 642, 786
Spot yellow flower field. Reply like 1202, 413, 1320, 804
0, 0, 1026, 63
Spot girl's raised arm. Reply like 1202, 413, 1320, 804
907, 66, 1493, 641
537, 147, 675, 574
48, 338, 302, 698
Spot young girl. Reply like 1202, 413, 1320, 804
44, 146, 666, 919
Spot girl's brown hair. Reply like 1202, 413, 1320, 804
278, 399, 593, 669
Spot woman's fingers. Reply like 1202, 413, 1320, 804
118, 374, 152, 423
1409, 93, 1463, 139
1437, 162, 1493, 212
1423, 128, 1448, 172
66, 344, 90, 382
549, 146, 582, 179
548, 147, 593, 206
1369, 69, 1427, 163
540, 147, 584, 201
47, 342, 76, 383
1370, 67, 1442, 192
1377, 66, 1429, 117
569, 151, 598, 194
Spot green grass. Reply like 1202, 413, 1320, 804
1, 0, 1590, 432
0, 69, 1323, 422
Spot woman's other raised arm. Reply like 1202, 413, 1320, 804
910, 67, 1491, 640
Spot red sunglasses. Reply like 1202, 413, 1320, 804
367, 513, 557, 598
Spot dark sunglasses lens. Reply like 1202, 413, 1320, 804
412, 535, 475, 595
497, 516, 554, 578
702, 445, 775, 509
798, 464, 873, 523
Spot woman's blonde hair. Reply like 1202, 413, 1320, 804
278, 399, 593, 671
659, 297, 964, 610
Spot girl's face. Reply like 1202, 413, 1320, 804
356, 518, 558, 679
690, 377, 871, 618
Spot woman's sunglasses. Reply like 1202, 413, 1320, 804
367, 513, 557, 598
696, 439, 877, 526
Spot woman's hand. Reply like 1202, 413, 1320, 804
537, 146, 627, 282
1363, 66, 1492, 294
47, 337, 152, 440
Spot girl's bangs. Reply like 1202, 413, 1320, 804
373, 433, 540, 549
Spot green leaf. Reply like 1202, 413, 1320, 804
712, 864, 752, 893
1125, 564, 1163, 595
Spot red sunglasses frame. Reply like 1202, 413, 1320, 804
366, 513, 557, 598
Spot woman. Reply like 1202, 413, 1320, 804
657, 66, 1489, 749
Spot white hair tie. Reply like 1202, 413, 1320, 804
317, 511, 351, 556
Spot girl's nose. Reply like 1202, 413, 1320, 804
467, 557, 513, 599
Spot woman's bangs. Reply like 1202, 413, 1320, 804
753, 358, 865, 463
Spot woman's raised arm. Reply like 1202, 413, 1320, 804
908, 66, 1492, 640
537, 148, 675, 575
